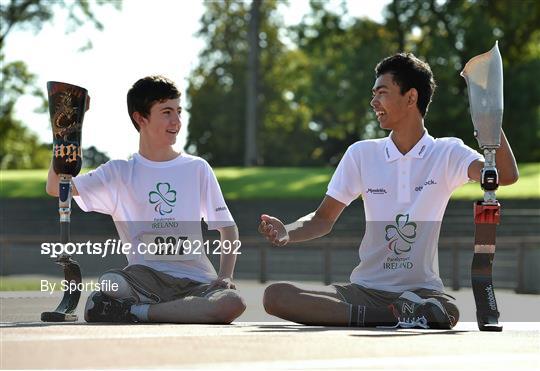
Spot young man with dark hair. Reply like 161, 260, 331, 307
259, 53, 518, 329
47, 75, 246, 323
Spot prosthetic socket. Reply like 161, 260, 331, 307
461, 41, 504, 203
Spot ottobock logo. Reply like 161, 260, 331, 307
385, 214, 417, 255
485, 285, 497, 311
367, 188, 387, 195
149, 182, 177, 216
415, 179, 438, 192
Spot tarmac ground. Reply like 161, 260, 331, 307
1, 279, 539, 369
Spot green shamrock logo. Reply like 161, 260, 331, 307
385, 214, 417, 255
149, 182, 176, 215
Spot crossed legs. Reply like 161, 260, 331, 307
93, 272, 246, 324
263, 282, 350, 326
263, 281, 459, 328
145, 290, 246, 323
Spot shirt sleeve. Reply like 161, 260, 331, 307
446, 139, 484, 191
326, 144, 363, 206
201, 162, 236, 230
72, 161, 118, 215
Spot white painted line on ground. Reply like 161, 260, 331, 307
0, 327, 396, 342
155, 353, 540, 370
2, 322, 538, 342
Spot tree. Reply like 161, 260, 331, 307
290, 1, 397, 164
244, 0, 261, 166
0, 0, 121, 169
294, 0, 539, 163
384, 0, 540, 161
186, 0, 320, 166
187, 0, 539, 165
83, 146, 110, 168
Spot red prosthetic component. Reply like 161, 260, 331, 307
474, 202, 501, 225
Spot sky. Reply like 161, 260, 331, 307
5, 0, 389, 160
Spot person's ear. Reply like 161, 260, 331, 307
407, 88, 418, 107
133, 112, 147, 129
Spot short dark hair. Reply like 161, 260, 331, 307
375, 53, 436, 117
127, 75, 181, 131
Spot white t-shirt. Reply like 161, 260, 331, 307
73, 153, 235, 283
327, 131, 482, 292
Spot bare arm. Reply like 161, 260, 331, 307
46, 160, 79, 197
258, 195, 347, 246
215, 224, 240, 284
468, 130, 519, 185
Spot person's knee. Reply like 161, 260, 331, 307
263, 282, 297, 316
98, 272, 133, 300
210, 290, 246, 323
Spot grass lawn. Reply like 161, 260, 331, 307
1, 163, 538, 200
451, 162, 540, 199
0, 276, 102, 291
0, 276, 62, 291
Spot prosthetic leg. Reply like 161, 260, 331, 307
41, 82, 88, 322
471, 150, 503, 331
41, 175, 82, 322
461, 42, 504, 331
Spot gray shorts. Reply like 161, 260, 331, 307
333, 283, 459, 322
104, 264, 224, 304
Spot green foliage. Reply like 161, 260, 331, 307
0, 120, 50, 169
186, 1, 249, 165
83, 146, 110, 168
1, 164, 538, 199
0, 0, 122, 47
0, 0, 121, 169
186, 0, 320, 166
187, 0, 540, 165
384, 0, 540, 162
0, 55, 50, 169
290, 3, 397, 164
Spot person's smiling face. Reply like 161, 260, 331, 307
370, 73, 414, 130
140, 98, 182, 146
